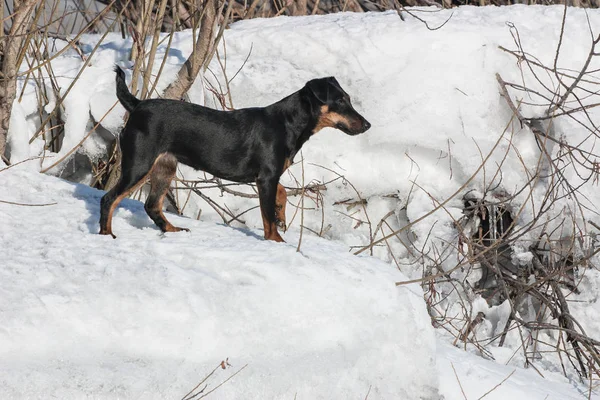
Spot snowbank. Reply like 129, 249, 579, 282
0, 168, 437, 399
0, 165, 589, 398
436, 342, 585, 400
8, 6, 600, 258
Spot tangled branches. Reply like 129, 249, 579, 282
405, 5, 600, 386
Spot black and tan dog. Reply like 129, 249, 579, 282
99, 67, 370, 242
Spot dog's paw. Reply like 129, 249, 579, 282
276, 219, 287, 232
99, 229, 117, 239
165, 225, 190, 233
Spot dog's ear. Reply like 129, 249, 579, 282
326, 77, 341, 90
305, 78, 332, 104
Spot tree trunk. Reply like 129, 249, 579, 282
0, 0, 40, 162
162, 0, 218, 100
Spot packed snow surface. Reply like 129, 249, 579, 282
0, 167, 588, 399
0, 168, 438, 398
436, 342, 588, 399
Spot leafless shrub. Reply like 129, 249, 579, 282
345, 4, 600, 387
91, 0, 600, 34
1, 0, 131, 174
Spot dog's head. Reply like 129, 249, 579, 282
304, 77, 371, 136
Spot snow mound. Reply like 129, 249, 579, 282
436, 343, 585, 400
0, 168, 437, 399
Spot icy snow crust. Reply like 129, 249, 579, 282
0, 169, 438, 398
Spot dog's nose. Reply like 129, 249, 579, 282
363, 119, 371, 131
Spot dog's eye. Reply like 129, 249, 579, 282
336, 98, 345, 105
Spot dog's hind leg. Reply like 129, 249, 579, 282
144, 153, 189, 233
99, 153, 157, 238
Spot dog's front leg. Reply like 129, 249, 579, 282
256, 176, 284, 242
275, 183, 287, 232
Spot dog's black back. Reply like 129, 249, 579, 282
121, 94, 313, 183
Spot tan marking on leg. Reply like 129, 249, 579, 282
158, 194, 190, 233
104, 175, 150, 238
275, 183, 287, 232
146, 153, 189, 233
256, 179, 284, 242
103, 153, 171, 238
283, 157, 292, 172
260, 211, 284, 242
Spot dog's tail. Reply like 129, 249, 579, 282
114, 66, 140, 113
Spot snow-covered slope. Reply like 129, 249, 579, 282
0, 166, 589, 399
0, 168, 437, 399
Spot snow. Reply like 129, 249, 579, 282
0, 168, 439, 399
437, 342, 587, 400
6, 100, 31, 164
3, 5, 600, 399
0, 167, 596, 400
1, 166, 590, 399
